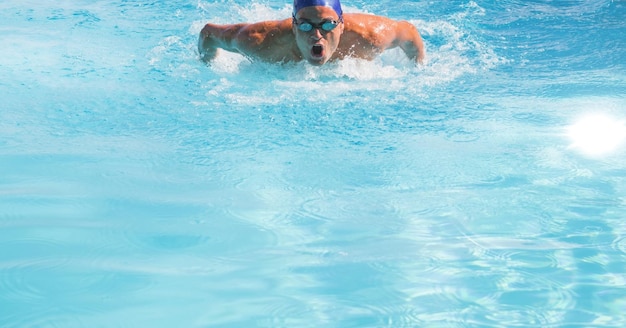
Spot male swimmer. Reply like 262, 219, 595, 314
198, 0, 425, 65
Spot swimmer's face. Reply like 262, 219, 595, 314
293, 6, 344, 66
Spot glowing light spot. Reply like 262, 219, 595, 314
566, 114, 626, 157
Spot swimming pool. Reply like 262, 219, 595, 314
1, 0, 625, 326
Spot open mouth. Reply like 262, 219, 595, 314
311, 44, 324, 58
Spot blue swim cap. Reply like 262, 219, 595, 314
293, 0, 343, 20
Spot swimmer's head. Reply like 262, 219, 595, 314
292, 0, 344, 66
293, 0, 343, 21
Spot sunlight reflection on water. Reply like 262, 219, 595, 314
567, 113, 626, 158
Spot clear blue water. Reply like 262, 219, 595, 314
1, 0, 626, 326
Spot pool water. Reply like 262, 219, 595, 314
1, 0, 626, 326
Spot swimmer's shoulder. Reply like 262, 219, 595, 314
342, 13, 401, 39
343, 13, 398, 27
236, 19, 298, 62
236, 19, 293, 48
238, 19, 292, 35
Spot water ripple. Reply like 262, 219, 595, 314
0, 238, 112, 328
0, 239, 70, 301
1, 308, 98, 328
259, 297, 327, 327
613, 236, 626, 255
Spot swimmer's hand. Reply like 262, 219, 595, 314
397, 21, 425, 65
198, 25, 218, 63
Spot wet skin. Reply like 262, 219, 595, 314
198, 6, 425, 65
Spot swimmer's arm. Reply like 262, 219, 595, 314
198, 23, 247, 62
394, 21, 425, 64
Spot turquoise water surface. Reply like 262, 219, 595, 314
1, 0, 626, 327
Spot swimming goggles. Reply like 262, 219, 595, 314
294, 20, 341, 32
